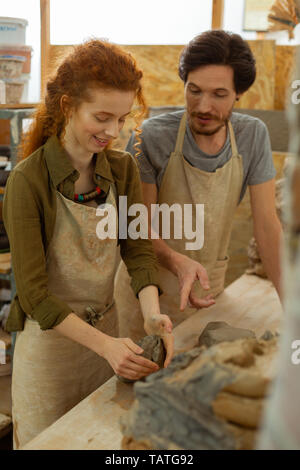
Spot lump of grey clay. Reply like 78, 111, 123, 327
117, 335, 166, 383
198, 321, 256, 348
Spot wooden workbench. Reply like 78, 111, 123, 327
22, 274, 283, 450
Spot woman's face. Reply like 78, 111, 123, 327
64, 87, 135, 155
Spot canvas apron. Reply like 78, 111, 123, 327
12, 185, 119, 449
115, 112, 243, 342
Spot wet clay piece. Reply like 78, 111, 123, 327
117, 335, 166, 383
198, 321, 256, 348
121, 335, 278, 450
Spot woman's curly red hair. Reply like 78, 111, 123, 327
21, 39, 146, 159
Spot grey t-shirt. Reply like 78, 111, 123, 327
126, 110, 276, 204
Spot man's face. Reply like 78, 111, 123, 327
185, 65, 240, 136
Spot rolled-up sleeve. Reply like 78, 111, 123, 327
118, 154, 162, 297
3, 170, 72, 330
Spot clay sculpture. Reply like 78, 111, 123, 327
121, 332, 278, 450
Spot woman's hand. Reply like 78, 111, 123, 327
172, 252, 216, 311
101, 336, 159, 381
144, 313, 174, 368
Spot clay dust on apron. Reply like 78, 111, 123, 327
12, 184, 119, 449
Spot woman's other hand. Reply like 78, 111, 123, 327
144, 313, 174, 368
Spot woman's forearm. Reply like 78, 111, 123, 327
138, 285, 161, 320
138, 285, 172, 337
53, 313, 109, 357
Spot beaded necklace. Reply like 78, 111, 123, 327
58, 153, 103, 203
74, 185, 101, 202
73, 155, 102, 202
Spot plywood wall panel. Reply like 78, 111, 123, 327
235, 40, 276, 110
275, 46, 298, 110
123, 45, 185, 106
47, 42, 297, 112
48, 41, 277, 111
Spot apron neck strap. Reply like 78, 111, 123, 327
174, 112, 187, 153
228, 120, 238, 157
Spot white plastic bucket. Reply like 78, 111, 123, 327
0, 17, 28, 45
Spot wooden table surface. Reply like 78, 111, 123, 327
22, 274, 283, 450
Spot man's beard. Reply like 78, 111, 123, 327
188, 107, 234, 136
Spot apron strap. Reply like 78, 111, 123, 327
228, 121, 239, 157
109, 181, 118, 202
174, 112, 187, 153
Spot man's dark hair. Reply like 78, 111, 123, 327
179, 30, 256, 94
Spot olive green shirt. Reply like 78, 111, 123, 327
3, 135, 160, 332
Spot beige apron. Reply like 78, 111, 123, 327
12, 185, 119, 449
115, 112, 243, 341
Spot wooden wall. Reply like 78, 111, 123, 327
275, 45, 299, 110
46, 41, 296, 287
47, 40, 297, 112
47, 40, 297, 152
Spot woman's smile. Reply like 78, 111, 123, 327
93, 135, 109, 148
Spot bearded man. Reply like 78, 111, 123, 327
115, 30, 282, 340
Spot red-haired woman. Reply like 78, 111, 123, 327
3, 40, 173, 449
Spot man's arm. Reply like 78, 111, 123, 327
142, 182, 215, 310
249, 179, 282, 300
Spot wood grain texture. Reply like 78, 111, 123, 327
212, 0, 224, 29
47, 43, 298, 112
235, 41, 276, 110
123, 45, 185, 106
48, 41, 277, 111
275, 45, 298, 110
40, 0, 50, 99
